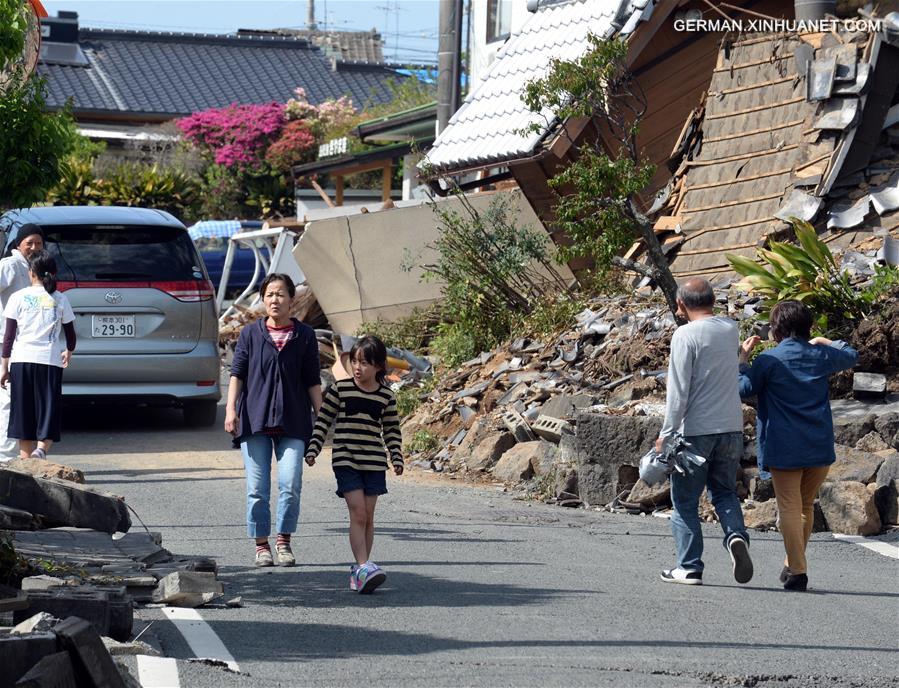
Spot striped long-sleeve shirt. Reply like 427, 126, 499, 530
305, 379, 403, 471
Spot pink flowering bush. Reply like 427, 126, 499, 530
177, 103, 285, 170
265, 121, 317, 172
284, 87, 356, 138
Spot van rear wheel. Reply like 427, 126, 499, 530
184, 400, 218, 427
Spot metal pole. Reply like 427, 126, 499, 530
307, 0, 316, 30
451, 0, 463, 112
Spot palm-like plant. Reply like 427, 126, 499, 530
726, 218, 870, 333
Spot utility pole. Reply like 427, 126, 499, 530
307, 0, 316, 30
437, 0, 463, 135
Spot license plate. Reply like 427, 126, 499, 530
91, 315, 135, 337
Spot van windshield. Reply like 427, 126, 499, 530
43, 226, 200, 282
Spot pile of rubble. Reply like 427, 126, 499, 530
1, 460, 229, 686
400, 283, 899, 537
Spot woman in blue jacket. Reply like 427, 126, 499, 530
225, 274, 322, 567
739, 300, 857, 592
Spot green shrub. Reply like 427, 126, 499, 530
405, 429, 440, 457
97, 162, 200, 221
727, 218, 898, 335
356, 306, 440, 353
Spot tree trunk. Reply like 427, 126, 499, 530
628, 196, 683, 324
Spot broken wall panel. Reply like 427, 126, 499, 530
293, 190, 575, 335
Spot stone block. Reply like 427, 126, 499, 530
853, 372, 887, 399
465, 432, 515, 472
574, 413, 663, 507
855, 431, 890, 453
454, 416, 492, 457
832, 414, 876, 448
151, 571, 223, 608
626, 479, 670, 509
818, 481, 882, 535
14, 650, 76, 688
875, 453, 899, 488
829, 446, 885, 483
0, 633, 60, 687
493, 442, 549, 483
874, 412, 899, 450
813, 500, 828, 533
874, 479, 899, 525
0, 469, 130, 534
749, 477, 774, 502
743, 500, 778, 530
6, 458, 84, 484
53, 616, 126, 688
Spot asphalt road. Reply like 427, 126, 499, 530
51, 400, 899, 688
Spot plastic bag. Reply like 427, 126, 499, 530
639, 434, 707, 486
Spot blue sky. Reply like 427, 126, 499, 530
43, 0, 440, 64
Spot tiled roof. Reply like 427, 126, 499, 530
38, 28, 403, 118
240, 28, 385, 65
658, 30, 899, 278
421, 0, 656, 175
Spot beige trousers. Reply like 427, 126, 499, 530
770, 465, 831, 574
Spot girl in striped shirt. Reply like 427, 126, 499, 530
305, 334, 403, 593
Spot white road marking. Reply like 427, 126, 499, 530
161, 607, 240, 673
136, 655, 180, 688
833, 533, 899, 559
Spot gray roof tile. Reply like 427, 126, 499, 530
38, 28, 403, 118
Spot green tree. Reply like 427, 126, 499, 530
0, 74, 76, 208
0, 0, 28, 73
522, 35, 680, 318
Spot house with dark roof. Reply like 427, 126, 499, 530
38, 11, 405, 135
237, 27, 386, 65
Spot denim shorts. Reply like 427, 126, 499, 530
334, 466, 388, 498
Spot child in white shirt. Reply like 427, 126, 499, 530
0, 250, 76, 459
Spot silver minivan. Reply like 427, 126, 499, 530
0, 206, 221, 426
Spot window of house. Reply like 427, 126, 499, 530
487, 0, 511, 43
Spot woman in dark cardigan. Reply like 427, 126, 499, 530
225, 274, 322, 567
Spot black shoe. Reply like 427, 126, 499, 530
779, 566, 791, 584
783, 573, 808, 591
727, 536, 753, 584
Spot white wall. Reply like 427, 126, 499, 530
469, 0, 531, 92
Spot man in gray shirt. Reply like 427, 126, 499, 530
655, 277, 752, 586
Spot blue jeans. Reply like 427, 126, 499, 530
241, 434, 305, 538
670, 432, 747, 572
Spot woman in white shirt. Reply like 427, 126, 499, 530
0, 250, 76, 460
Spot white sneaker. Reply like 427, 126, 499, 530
660, 567, 703, 585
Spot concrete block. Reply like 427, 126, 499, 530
531, 415, 571, 443
0, 469, 130, 534
0, 583, 29, 612
0, 504, 40, 530
14, 651, 77, 688
14, 588, 115, 640
151, 571, 223, 608
0, 633, 60, 687
853, 372, 887, 399
21, 576, 67, 592
540, 394, 595, 420
501, 408, 536, 442
53, 616, 125, 688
